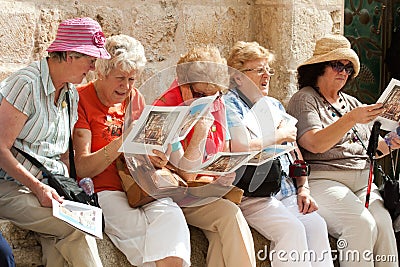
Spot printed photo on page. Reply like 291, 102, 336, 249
376, 78, 400, 131
187, 151, 257, 175
52, 199, 103, 239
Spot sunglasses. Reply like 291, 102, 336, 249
329, 61, 354, 75
189, 84, 207, 98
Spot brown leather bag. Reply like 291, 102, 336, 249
117, 155, 243, 207
116, 156, 187, 208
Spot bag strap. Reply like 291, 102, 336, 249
14, 146, 54, 179
66, 91, 76, 178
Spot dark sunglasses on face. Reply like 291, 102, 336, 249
189, 84, 207, 98
329, 61, 354, 75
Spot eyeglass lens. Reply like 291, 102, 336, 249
243, 66, 275, 76
329, 61, 354, 75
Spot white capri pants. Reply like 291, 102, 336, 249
98, 191, 191, 267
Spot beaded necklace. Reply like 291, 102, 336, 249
312, 86, 368, 151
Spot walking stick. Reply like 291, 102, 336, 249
365, 121, 381, 208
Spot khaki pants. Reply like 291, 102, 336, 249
0, 180, 102, 267
182, 198, 256, 267
309, 170, 398, 267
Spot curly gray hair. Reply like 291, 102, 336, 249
95, 34, 147, 77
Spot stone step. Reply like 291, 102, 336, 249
1, 219, 338, 267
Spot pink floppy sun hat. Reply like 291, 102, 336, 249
47, 17, 111, 59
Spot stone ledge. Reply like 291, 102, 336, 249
0, 219, 338, 267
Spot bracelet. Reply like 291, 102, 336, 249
297, 184, 310, 190
104, 145, 112, 165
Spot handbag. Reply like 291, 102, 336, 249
116, 155, 187, 208
116, 155, 244, 207
377, 163, 400, 220
234, 158, 282, 197
14, 144, 97, 206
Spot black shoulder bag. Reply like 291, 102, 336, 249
232, 90, 282, 197
15, 92, 98, 206
234, 159, 282, 197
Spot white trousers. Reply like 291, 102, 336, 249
309, 169, 398, 267
98, 191, 191, 267
240, 194, 333, 267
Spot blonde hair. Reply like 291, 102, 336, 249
227, 41, 274, 71
95, 34, 147, 77
176, 45, 229, 91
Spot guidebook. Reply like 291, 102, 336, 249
185, 144, 294, 175
119, 94, 217, 155
376, 78, 400, 131
246, 144, 296, 166
52, 199, 103, 239
186, 151, 257, 175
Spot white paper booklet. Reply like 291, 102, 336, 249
243, 97, 297, 144
120, 94, 217, 155
246, 144, 295, 166
52, 199, 103, 239
375, 78, 400, 131
186, 151, 257, 175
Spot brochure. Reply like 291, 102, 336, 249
119, 94, 217, 155
246, 144, 296, 166
186, 151, 257, 175
243, 97, 297, 145
52, 199, 103, 239
376, 78, 400, 131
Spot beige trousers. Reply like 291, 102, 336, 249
0, 180, 103, 267
309, 169, 398, 267
182, 198, 256, 267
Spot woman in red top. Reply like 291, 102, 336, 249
153, 45, 256, 267
73, 34, 190, 267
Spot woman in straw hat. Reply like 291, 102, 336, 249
0, 17, 110, 266
287, 34, 400, 267
224, 40, 333, 267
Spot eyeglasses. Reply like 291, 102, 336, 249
189, 84, 207, 98
329, 61, 354, 75
242, 66, 275, 76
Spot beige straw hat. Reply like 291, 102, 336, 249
298, 34, 360, 77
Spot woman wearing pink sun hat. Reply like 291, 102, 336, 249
0, 17, 110, 267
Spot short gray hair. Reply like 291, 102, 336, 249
95, 34, 147, 77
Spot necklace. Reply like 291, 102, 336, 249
312, 86, 368, 151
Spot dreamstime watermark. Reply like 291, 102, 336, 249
257, 239, 397, 263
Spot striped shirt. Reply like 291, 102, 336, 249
224, 88, 297, 199
0, 58, 78, 180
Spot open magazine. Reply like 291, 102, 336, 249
186, 151, 257, 175
119, 94, 217, 155
185, 144, 294, 175
246, 144, 296, 166
52, 199, 103, 239
376, 78, 400, 131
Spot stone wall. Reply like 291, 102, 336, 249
0, 0, 343, 105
